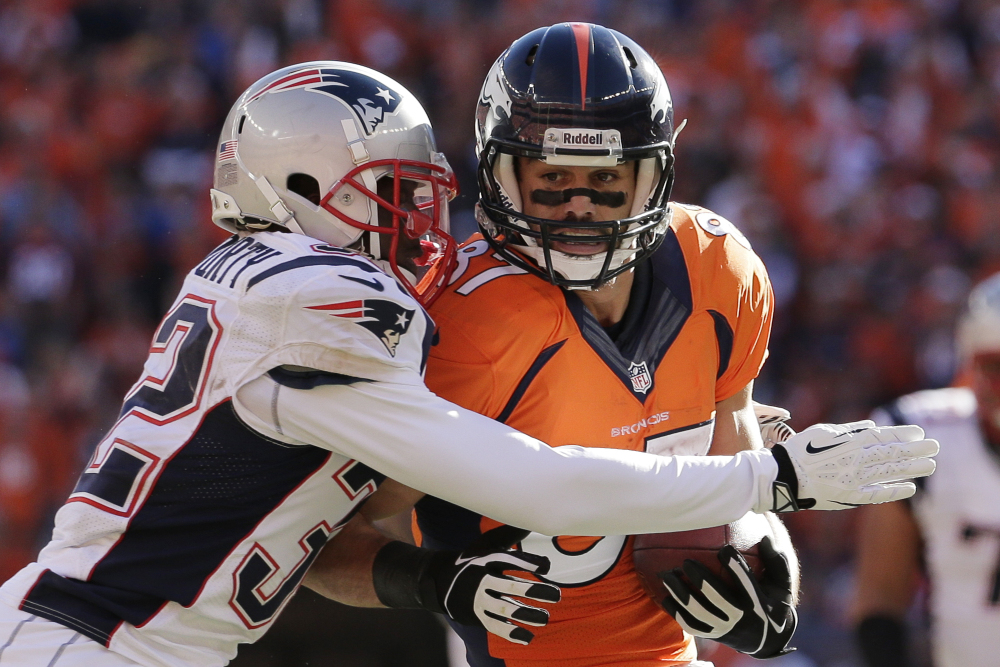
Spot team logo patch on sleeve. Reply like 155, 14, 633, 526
308, 299, 414, 356
628, 361, 653, 394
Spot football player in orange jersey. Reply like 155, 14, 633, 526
408, 23, 797, 665
301, 23, 937, 666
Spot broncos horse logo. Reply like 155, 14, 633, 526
249, 67, 403, 135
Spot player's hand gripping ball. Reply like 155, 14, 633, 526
635, 514, 796, 659
659, 536, 796, 658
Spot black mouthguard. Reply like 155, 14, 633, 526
530, 188, 626, 208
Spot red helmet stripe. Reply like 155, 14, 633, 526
569, 23, 591, 109
247, 69, 322, 102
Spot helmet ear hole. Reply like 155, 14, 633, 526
525, 44, 539, 66
287, 173, 321, 205
622, 46, 638, 69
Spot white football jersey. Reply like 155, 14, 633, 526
872, 387, 1000, 667
0, 231, 435, 667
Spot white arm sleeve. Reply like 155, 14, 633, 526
234, 374, 780, 536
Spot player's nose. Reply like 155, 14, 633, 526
564, 194, 597, 217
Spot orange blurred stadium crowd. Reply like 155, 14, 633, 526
0, 1, 997, 665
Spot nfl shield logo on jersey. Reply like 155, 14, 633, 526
628, 361, 652, 394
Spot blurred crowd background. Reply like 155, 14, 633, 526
1, 0, 998, 665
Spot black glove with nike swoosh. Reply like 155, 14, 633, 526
658, 536, 797, 659
372, 525, 560, 645
768, 421, 939, 512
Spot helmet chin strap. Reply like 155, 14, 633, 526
251, 173, 306, 235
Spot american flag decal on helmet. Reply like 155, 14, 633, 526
218, 141, 238, 161
246, 67, 402, 135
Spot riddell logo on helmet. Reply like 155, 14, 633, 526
563, 132, 603, 145
543, 128, 620, 149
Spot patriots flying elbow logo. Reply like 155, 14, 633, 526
308, 299, 415, 357
249, 67, 402, 135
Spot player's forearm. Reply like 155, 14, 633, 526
710, 382, 764, 455
303, 514, 390, 607
255, 379, 779, 536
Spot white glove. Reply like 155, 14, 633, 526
768, 421, 938, 512
753, 401, 795, 448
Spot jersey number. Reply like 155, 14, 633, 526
519, 533, 627, 587
120, 296, 222, 425
231, 523, 331, 628
69, 439, 160, 516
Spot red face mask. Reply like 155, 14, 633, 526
320, 158, 459, 307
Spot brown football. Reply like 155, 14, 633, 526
632, 512, 773, 604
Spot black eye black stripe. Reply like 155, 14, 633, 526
530, 188, 626, 208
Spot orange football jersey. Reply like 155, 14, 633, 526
417, 204, 773, 666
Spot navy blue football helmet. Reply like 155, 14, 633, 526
475, 23, 677, 289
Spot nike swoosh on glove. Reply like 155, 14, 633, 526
435, 525, 561, 644
373, 525, 560, 645
658, 536, 796, 659
768, 421, 939, 512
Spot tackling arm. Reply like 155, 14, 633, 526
304, 480, 558, 645
234, 372, 937, 536
236, 374, 777, 535
304, 479, 424, 607
305, 512, 391, 607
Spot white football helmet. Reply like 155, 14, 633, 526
210, 61, 458, 305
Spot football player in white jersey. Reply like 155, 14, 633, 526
853, 272, 1000, 667
0, 61, 937, 667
